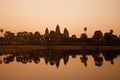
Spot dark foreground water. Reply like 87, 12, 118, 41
0, 50, 120, 80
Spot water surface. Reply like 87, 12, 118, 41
0, 50, 120, 80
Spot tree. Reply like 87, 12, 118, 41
28, 32, 34, 45
4, 31, 11, 38
34, 31, 41, 38
80, 55, 88, 67
103, 29, 118, 44
10, 32, 15, 42
0, 29, 4, 37
92, 30, 103, 45
110, 29, 113, 34
80, 27, 88, 44
84, 27, 87, 33
4, 31, 15, 43
16, 32, 23, 44
23, 31, 29, 39
22, 31, 29, 44
34, 31, 41, 45
93, 31, 103, 40
71, 35, 76, 39
80, 33, 88, 40
80, 33, 88, 45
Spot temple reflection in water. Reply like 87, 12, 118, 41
0, 50, 119, 68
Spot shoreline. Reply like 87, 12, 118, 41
0, 45, 120, 52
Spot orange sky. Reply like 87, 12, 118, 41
0, 0, 120, 37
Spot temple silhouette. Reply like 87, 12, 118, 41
0, 24, 120, 45
0, 50, 119, 68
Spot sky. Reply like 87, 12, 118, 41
0, 0, 120, 37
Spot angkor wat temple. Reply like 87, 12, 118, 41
0, 24, 120, 45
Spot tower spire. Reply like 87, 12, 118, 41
64, 27, 69, 37
56, 24, 61, 34
45, 27, 49, 36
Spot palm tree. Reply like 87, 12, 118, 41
84, 27, 87, 33
81, 27, 88, 45
0, 29, 4, 37
80, 55, 88, 67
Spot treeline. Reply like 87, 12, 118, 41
0, 25, 120, 45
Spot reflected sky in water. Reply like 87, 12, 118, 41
0, 50, 120, 80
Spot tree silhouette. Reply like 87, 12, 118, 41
23, 31, 29, 39
92, 30, 103, 45
0, 29, 4, 37
80, 33, 88, 40
104, 29, 118, 45
80, 27, 88, 44
80, 55, 88, 67
22, 31, 29, 44
84, 27, 87, 33
0, 26, 120, 46
34, 31, 41, 45
110, 29, 113, 34
4, 31, 15, 43
93, 31, 103, 40
4, 31, 11, 38
28, 32, 34, 45
72, 35, 76, 39
16, 32, 24, 44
